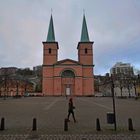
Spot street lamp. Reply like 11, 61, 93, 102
111, 75, 117, 131
120, 83, 123, 97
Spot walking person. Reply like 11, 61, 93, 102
67, 98, 76, 123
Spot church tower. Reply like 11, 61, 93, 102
42, 15, 59, 95
77, 14, 94, 95
77, 14, 94, 65
43, 15, 58, 65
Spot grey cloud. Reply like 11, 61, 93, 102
0, 0, 140, 75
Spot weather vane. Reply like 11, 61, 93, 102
83, 9, 85, 15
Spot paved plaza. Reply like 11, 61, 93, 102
0, 96, 140, 139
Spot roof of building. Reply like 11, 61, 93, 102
54, 59, 82, 65
80, 14, 90, 42
47, 14, 55, 42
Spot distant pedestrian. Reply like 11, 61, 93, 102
67, 98, 76, 123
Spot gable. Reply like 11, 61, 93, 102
54, 59, 81, 65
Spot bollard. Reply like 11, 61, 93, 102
64, 118, 68, 131
128, 118, 134, 131
96, 118, 101, 131
32, 118, 37, 131
0, 117, 5, 131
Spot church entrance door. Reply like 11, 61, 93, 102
66, 87, 71, 96
61, 70, 75, 96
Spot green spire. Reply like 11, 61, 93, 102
80, 14, 90, 42
47, 14, 55, 42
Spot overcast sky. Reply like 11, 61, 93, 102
0, 0, 140, 75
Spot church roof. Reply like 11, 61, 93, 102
47, 14, 55, 42
54, 59, 82, 65
80, 14, 90, 42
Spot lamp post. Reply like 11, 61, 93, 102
111, 75, 117, 131
120, 85, 123, 97
119, 75, 123, 98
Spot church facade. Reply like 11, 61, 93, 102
42, 14, 94, 96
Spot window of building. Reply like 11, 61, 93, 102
49, 48, 51, 54
85, 48, 88, 54
61, 70, 75, 78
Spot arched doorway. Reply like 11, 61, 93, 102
61, 70, 75, 96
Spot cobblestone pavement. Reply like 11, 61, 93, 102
0, 97, 140, 139
0, 134, 140, 140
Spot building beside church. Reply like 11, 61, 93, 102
42, 14, 94, 96
110, 62, 134, 77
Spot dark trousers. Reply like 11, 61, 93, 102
67, 110, 76, 122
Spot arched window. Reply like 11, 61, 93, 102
85, 48, 88, 54
61, 70, 75, 78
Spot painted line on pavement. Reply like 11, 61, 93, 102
79, 98, 112, 111
44, 98, 62, 111
91, 101, 112, 110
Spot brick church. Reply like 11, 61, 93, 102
42, 14, 94, 96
